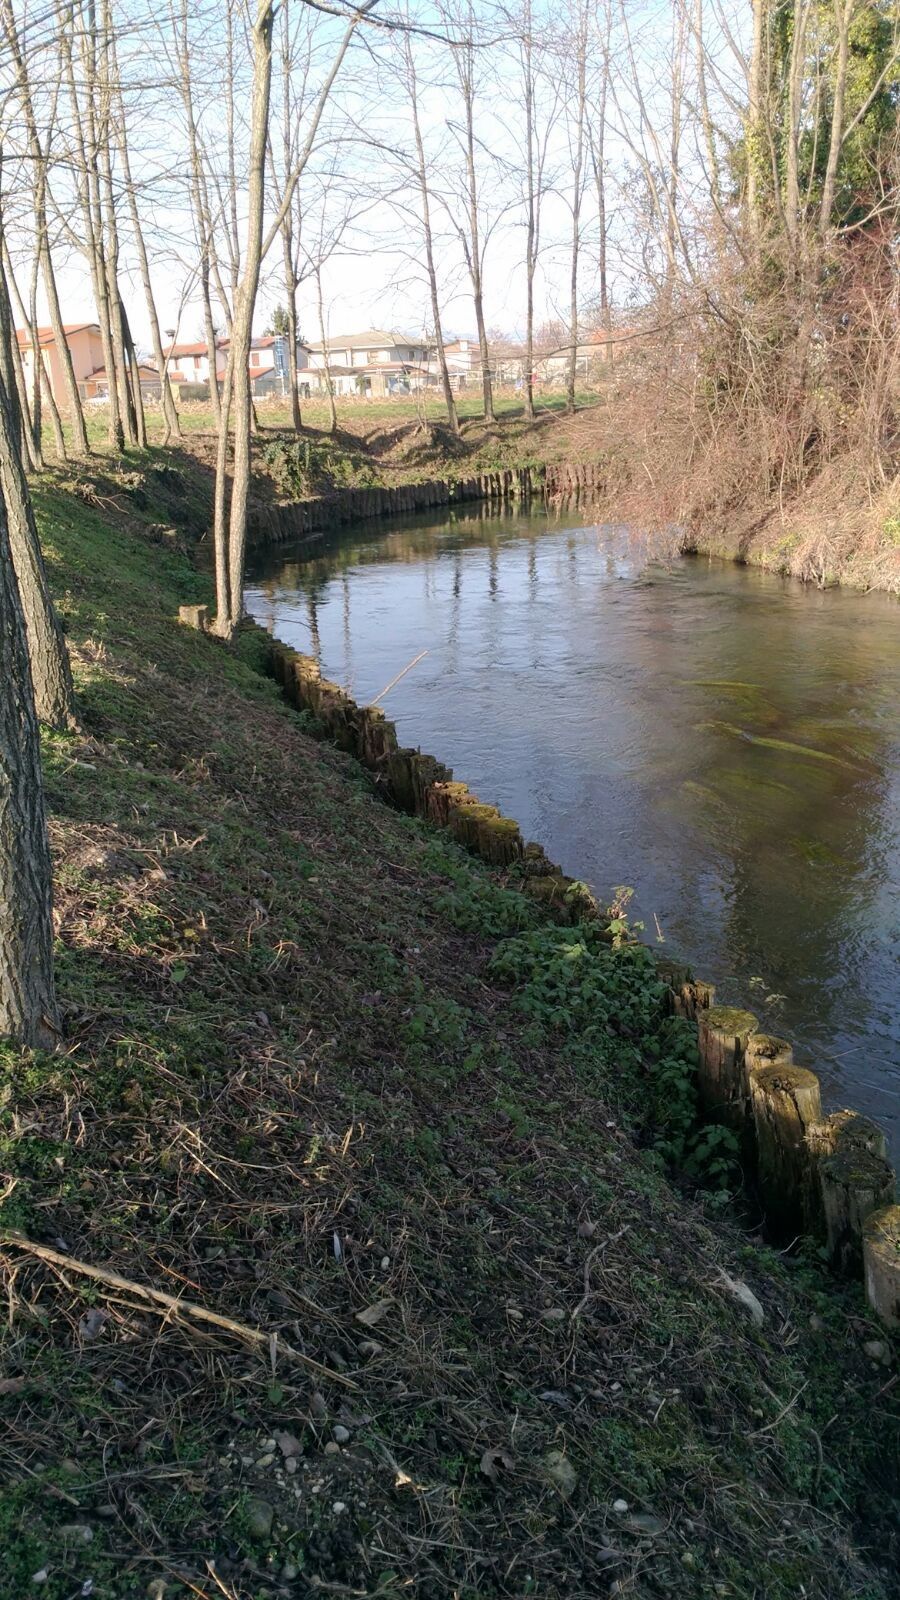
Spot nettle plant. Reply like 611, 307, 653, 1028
488, 919, 739, 1191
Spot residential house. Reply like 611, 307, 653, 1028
440, 338, 476, 388
87, 363, 165, 401
535, 330, 627, 384
305, 331, 430, 397
161, 333, 310, 397
17, 322, 106, 406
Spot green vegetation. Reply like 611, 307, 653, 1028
0, 480, 896, 1597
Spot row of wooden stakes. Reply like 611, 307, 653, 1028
263, 630, 899, 1330
653, 976, 898, 1326
247, 468, 540, 546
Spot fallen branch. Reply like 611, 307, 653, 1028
0, 1233, 357, 1390
370, 649, 428, 706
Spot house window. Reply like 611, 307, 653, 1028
408, 349, 415, 360
251, 351, 260, 367
193, 355, 200, 370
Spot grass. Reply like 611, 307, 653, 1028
0, 472, 896, 1598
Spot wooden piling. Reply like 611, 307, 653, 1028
749, 1064, 822, 1238
178, 603, 208, 631
818, 1144, 895, 1277
696, 1005, 758, 1123
862, 1205, 900, 1326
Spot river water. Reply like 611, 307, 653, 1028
245, 504, 900, 1154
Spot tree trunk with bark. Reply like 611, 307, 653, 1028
0, 262, 75, 730
0, 481, 59, 1049
214, 0, 276, 638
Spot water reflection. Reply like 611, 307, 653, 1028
246, 505, 900, 1153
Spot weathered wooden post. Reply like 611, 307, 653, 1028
741, 1033, 793, 1160
863, 1205, 900, 1326
749, 1064, 822, 1238
696, 1005, 758, 1123
818, 1144, 895, 1277
178, 603, 209, 631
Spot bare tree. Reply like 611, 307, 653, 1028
562, 0, 589, 413
0, 0, 91, 455
0, 477, 59, 1048
0, 266, 76, 729
400, 30, 459, 434
441, 0, 496, 421
211, 0, 370, 637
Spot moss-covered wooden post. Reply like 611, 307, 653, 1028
696, 1005, 758, 1124
749, 1064, 822, 1238
819, 1145, 895, 1277
741, 1034, 793, 1160
863, 1205, 900, 1326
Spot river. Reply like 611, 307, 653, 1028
245, 503, 900, 1155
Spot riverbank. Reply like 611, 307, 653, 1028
89, 392, 900, 593
0, 458, 896, 1596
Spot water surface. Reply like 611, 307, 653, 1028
246, 506, 900, 1153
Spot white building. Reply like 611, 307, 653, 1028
305, 330, 430, 396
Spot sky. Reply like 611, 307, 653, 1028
4, 0, 747, 351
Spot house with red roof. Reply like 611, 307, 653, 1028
17, 323, 107, 406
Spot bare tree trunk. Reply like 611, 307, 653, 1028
277, 0, 303, 430
694, 0, 722, 213
448, 4, 494, 422
589, 20, 611, 363
218, 0, 277, 637
0, 479, 59, 1049
0, 278, 76, 729
784, 0, 813, 240
1, 0, 91, 457
565, 5, 587, 414
2, 261, 40, 471
315, 269, 338, 435
111, 31, 181, 440
818, 0, 853, 234
5, 243, 65, 463
404, 36, 458, 435
96, 3, 137, 447
746, 0, 767, 233
283, 242, 303, 430
521, 0, 536, 419
57, 0, 123, 451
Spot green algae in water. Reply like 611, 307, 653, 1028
685, 679, 760, 691
695, 721, 865, 772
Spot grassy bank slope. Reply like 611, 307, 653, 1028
0, 482, 896, 1600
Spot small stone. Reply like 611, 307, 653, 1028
286, 1457, 298, 1475
809, 1314, 824, 1332
281, 1564, 299, 1581
681, 1552, 696, 1568
262, 1437, 277, 1452
275, 1430, 303, 1458
256, 1453, 276, 1468
324, 1441, 341, 1456
332, 1425, 350, 1444
612, 1499, 629, 1514
541, 1308, 566, 1323
309, 1392, 327, 1421
863, 1340, 889, 1362
380, 1256, 390, 1270
31, 1574, 48, 1588
245, 1497, 274, 1540
146, 1584, 167, 1600
332, 1501, 347, 1514
358, 1340, 382, 1358
577, 1219, 597, 1239
59, 1524, 93, 1545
